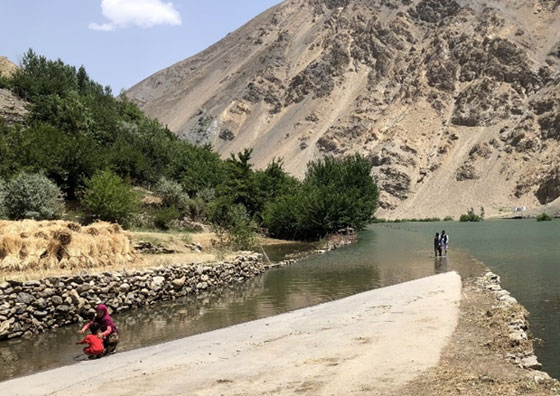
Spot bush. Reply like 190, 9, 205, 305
459, 208, 483, 222
207, 200, 257, 250
0, 178, 5, 217
3, 173, 64, 220
153, 206, 181, 230
536, 213, 553, 222
154, 177, 190, 210
81, 170, 139, 225
443, 216, 454, 221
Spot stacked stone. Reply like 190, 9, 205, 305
0, 253, 264, 340
477, 271, 545, 372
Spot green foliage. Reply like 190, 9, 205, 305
168, 143, 224, 196
155, 177, 190, 210
444, 216, 454, 221
0, 74, 9, 89
0, 178, 6, 218
459, 208, 483, 222
0, 50, 213, 198
536, 213, 553, 222
210, 203, 257, 251
81, 170, 139, 225
263, 155, 379, 240
153, 206, 181, 230
3, 173, 64, 220
1, 50, 382, 240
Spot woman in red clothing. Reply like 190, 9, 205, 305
78, 304, 119, 355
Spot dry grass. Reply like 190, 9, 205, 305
0, 220, 138, 277
0, 223, 303, 281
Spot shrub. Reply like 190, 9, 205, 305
443, 216, 454, 221
459, 208, 483, 222
154, 177, 190, 210
536, 213, 553, 222
3, 173, 64, 220
0, 178, 5, 217
153, 206, 181, 230
207, 200, 257, 250
81, 170, 139, 225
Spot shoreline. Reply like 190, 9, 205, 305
2, 272, 463, 395
3, 269, 558, 395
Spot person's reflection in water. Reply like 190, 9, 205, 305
435, 256, 449, 274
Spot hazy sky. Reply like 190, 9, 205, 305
0, 0, 281, 93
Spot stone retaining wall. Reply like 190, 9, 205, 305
0, 253, 264, 340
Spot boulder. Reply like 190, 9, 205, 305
172, 277, 186, 289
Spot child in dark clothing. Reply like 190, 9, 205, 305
77, 330, 105, 358
434, 232, 442, 257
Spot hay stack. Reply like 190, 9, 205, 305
0, 220, 139, 273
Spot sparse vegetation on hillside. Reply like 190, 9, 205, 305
459, 208, 484, 222
536, 213, 552, 222
0, 51, 379, 242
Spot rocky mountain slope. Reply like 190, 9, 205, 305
0, 57, 27, 124
126, 0, 560, 218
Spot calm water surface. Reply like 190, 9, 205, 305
394, 219, 560, 380
2, 220, 557, 381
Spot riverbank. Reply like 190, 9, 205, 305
2, 272, 463, 395
3, 269, 558, 395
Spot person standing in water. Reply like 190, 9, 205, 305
434, 232, 442, 257
440, 230, 449, 256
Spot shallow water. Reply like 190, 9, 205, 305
0, 223, 493, 381
391, 219, 560, 380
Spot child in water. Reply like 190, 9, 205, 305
77, 330, 105, 359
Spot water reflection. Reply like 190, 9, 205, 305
0, 225, 483, 381
435, 256, 449, 274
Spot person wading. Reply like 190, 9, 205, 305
78, 304, 120, 355
440, 230, 449, 256
434, 232, 442, 257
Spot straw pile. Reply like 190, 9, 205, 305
0, 220, 138, 272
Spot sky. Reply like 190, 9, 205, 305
0, 0, 281, 93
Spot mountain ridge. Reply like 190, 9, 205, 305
126, 0, 560, 218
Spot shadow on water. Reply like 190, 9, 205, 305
0, 223, 484, 381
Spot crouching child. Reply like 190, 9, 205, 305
77, 330, 105, 359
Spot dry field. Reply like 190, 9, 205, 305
0, 220, 292, 281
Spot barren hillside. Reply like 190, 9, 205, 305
126, 0, 560, 218
0, 57, 27, 124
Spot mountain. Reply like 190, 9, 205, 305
126, 0, 560, 219
0, 57, 27, 124
0, 56, 17, 77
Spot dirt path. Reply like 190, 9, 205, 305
3, 273, 462, 396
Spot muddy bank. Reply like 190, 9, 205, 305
0, 253, 264, 340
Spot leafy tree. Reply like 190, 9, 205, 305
3, 173, 64, 220
81, 170, 139, 225
168, 143, 225, 196
264, 155, 379, 240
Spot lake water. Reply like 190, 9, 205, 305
1, 220, 558, 381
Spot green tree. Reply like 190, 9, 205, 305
3, 173, 64, 220
263, 154, 379, 240
81, 170, 139, 225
